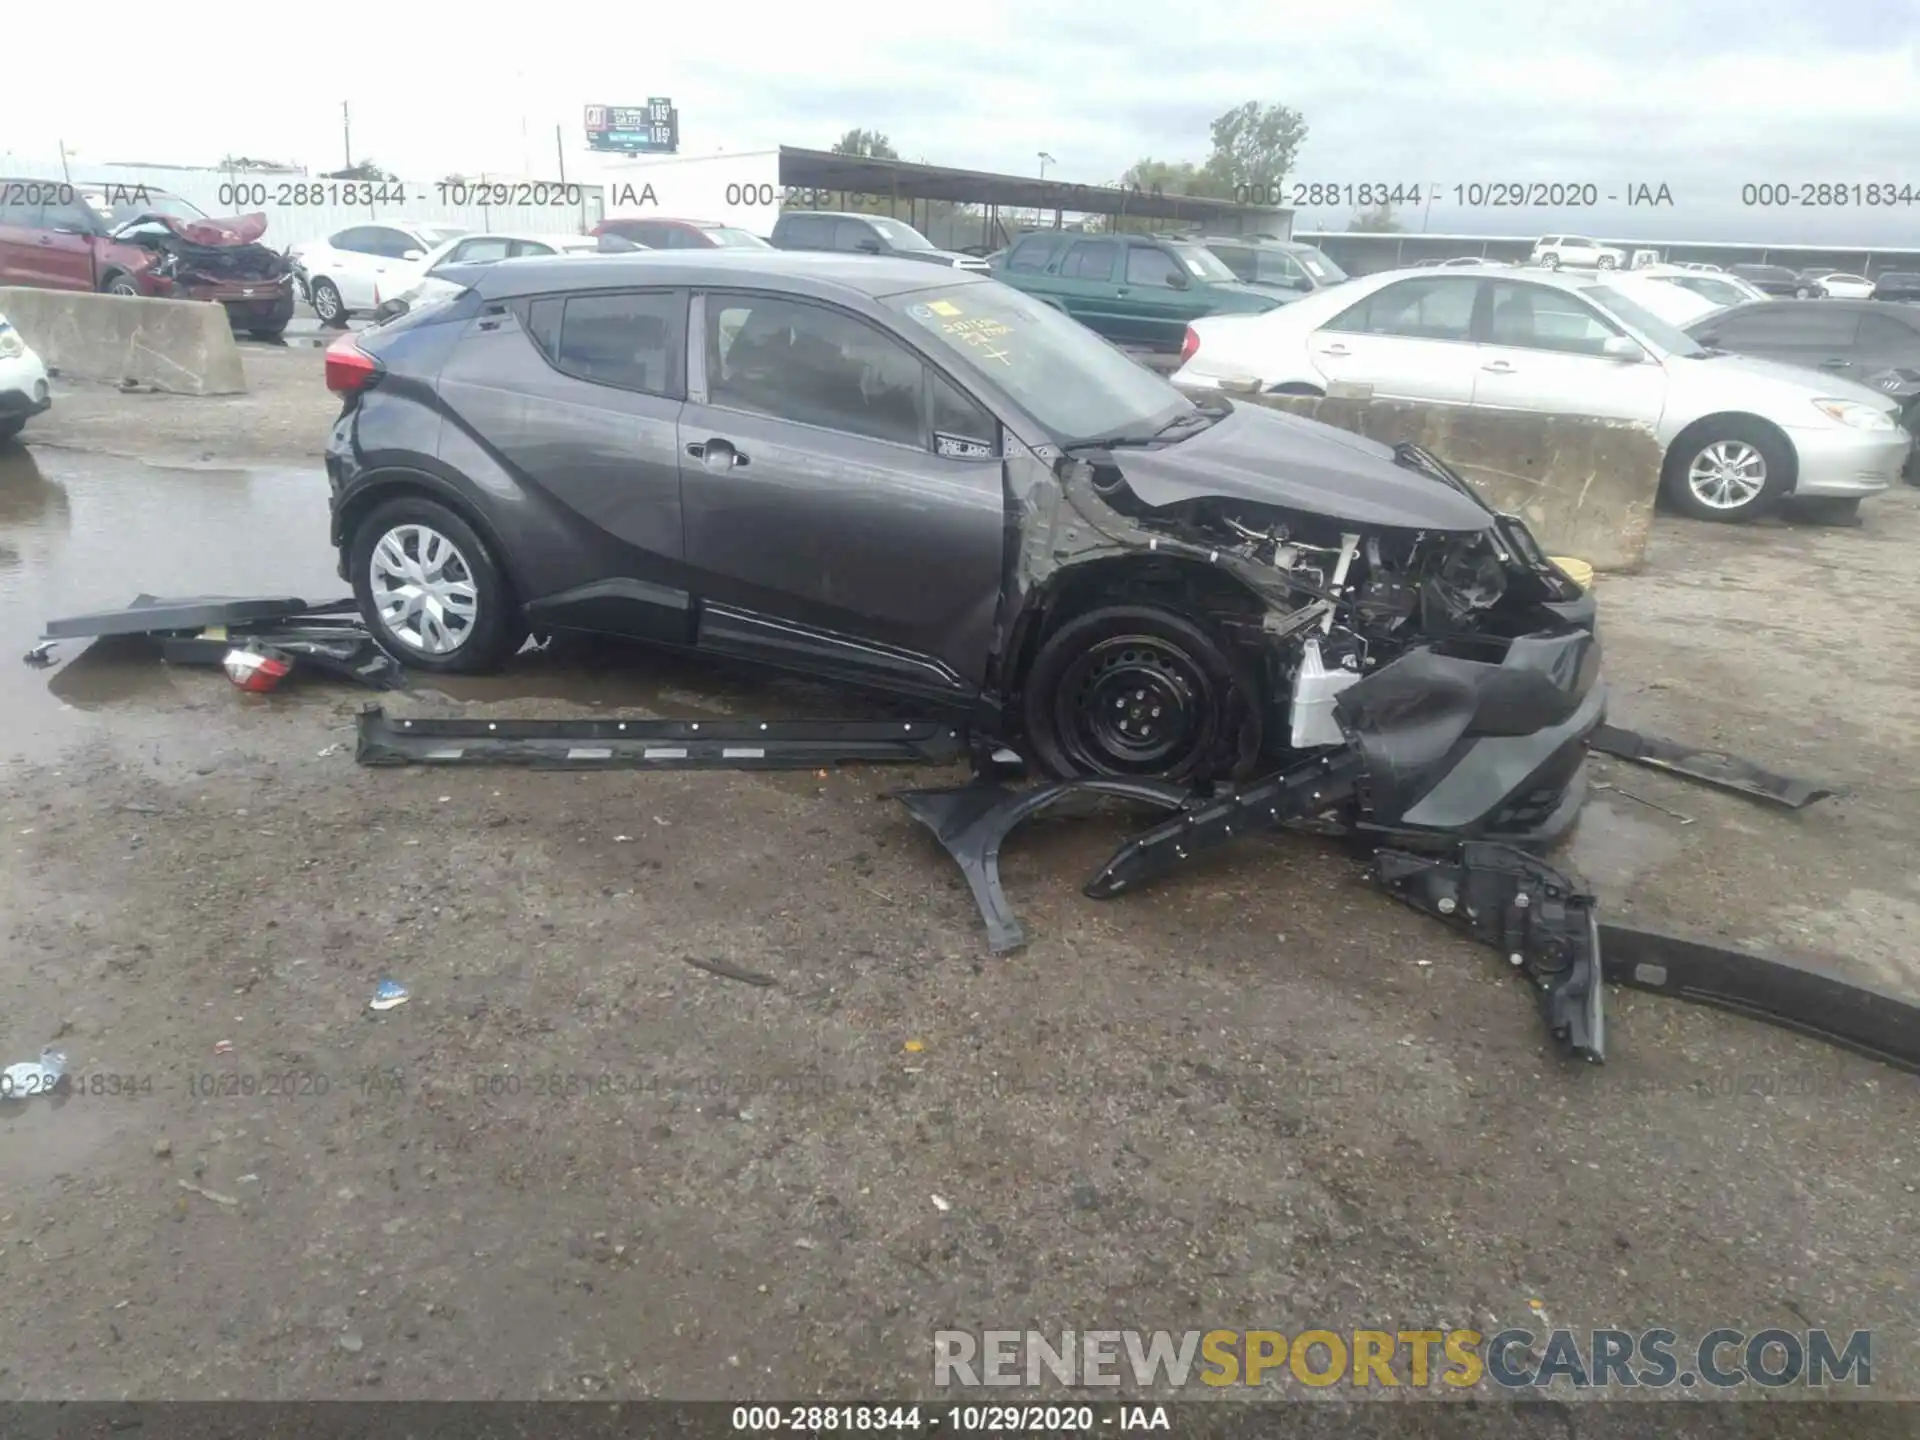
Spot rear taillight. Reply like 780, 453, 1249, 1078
1180, 326, 1200, 365
324, 335, 382, 394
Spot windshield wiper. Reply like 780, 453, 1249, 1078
1062, 410, 1218, 452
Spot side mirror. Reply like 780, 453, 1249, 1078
403, 249, 425, 261
1166, 268, 1190, 290
854, 238, 883, 254
1601, 335, 1647, 362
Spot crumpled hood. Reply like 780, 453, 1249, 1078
113, 211, 270, 246
1107, 403, 1495, 531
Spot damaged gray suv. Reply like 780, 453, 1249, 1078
324, 253, 1601, 833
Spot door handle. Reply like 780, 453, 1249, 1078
1817, 358, 1850, 369
1319, 344, 1349, 357
687, 440, 749, 468
1481, 361, 1516, 374
38, 236, 55, 245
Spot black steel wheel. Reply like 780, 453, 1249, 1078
1021, 604, 1259, 782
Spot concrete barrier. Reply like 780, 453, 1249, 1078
0, 287, 246, 396
1219, 388, 1663, 572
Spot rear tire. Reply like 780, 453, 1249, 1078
1597, 255, 1618, 270
1020, 604, 1261, 784
310, 278, 347, 326
1662, 420, 1794, 523
349, 495, 525, 673
1541, 253, 1561, 270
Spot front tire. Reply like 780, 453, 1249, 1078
1662, 421, 1793, 522
349, 496, 524, 673
0, 417, 24, 443
1541, 253, 1561, 270
1020, 604, 1261, 784
102, 273, 141, 297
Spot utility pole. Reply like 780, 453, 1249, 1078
57, 140, 72, 183
555, 124, 566, 184
342, 101, 353, 170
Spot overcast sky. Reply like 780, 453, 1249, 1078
9, 0, 1918, 245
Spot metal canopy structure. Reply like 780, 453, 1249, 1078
775, 146, 1291, 240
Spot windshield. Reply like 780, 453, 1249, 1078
884, 281, 1192, 443
707, 227, 773, 249
1173, 245, 1237, 281
1583, 285, 1706, 356
87, 191, 207, 226
868, 217, 936, 251
417, 224, 473, 245
1289, 246, 1347, 282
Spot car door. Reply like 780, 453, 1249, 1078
1854, 310, 1920, 371
678, 290, 1006, 692
26, 191, 100, 289
1470, 279, 1668, 422
1119, 242, 1199, 347
432, 287, 693, 643
1047, 239, 1126, 337
321, 227, 387, 308
1308, 275, 1483, 402
0, 187, 47, 285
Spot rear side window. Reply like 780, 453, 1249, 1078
930, 372, 999, 457
1005, 234, 1058, 273
1326, 277, 1479, 341
1061, 240, 1118, 282
332, 226, 384, 254
522, 290, 686, 398
778, 214, 833, 247
449, 236, 513, 264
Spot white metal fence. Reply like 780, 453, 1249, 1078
0, 157, 606, 250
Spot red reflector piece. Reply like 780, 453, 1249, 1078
1180, 326, 1200, 365
324, 335, 380, 393
224, 646, 293, 693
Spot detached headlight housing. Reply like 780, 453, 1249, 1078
1813, 399, 1897, 430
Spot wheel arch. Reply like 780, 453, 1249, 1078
335, 469, 527, 609
1663, 411, 1800, 489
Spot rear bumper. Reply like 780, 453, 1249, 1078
1788, 423, 1910, 497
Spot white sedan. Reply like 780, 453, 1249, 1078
382, 232, 603, 313
1529, 235, 1627, 271
0, 312, 52, 443
1621, 264, 1767, 313
1809, 272, 1876, 300
288, 221, 475, 323
1172, 264, 1910, 522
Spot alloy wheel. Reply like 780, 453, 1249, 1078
368, 523, 479, 655
312, 281, 341, 321
1686, 440, 1768, 510
109, 278, 140, 296
1053, 635, 1214, 775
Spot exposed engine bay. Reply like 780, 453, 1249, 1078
112, 210, 292, 288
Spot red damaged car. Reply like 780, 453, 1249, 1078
0, 180, 297, 339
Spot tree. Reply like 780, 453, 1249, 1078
322, 159, 397, 181
219, 154, 295, 172
831, 129, 898, 160
1121, 158, 1203, 195
1348, 203, 1405, 233
1199, 101, 1309, 197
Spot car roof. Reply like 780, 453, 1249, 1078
461, 249, 994, 302
1706, 297, 1914, 316
602, 216, 724, 227
1192, 235, 1314, 250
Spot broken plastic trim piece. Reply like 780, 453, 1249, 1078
1374, 843, 1606, 1064
1586, 723, 1833, 809
354, 706, 968, 770
1599, 924, 1920, 1075
892, 779, 1195, 953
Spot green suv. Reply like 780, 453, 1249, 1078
988, 231, 1284, 350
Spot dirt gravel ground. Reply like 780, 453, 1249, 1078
1, 353, 1916, 1404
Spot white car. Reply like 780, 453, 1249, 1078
0, 313, 51, 443
384, 232, 603, 312
1677, 262, 1724, 273
1623, 264, 1767, 312
1172, 264, 1910, 522
1810, 272, 1875, 300
288, 221, 475, 323
1530, 235, 1627, 271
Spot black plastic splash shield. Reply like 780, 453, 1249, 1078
39, 594, 353, 641
1599, 924, 1920, 1074
892, 779, 1195, 953
355, 707, 967, 770
1586, 723, 1833, 809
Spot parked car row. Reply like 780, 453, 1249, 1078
1169, 264, 1911, 523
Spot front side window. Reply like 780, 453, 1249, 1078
1005, 235, 1058, 274
1324, 277, 1478, 341
525, 290, 685, 397
779, 214, 833, 247
706, 294, 924, 448
1487, 282, 1622, 355
1125, 246, 1185, 288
